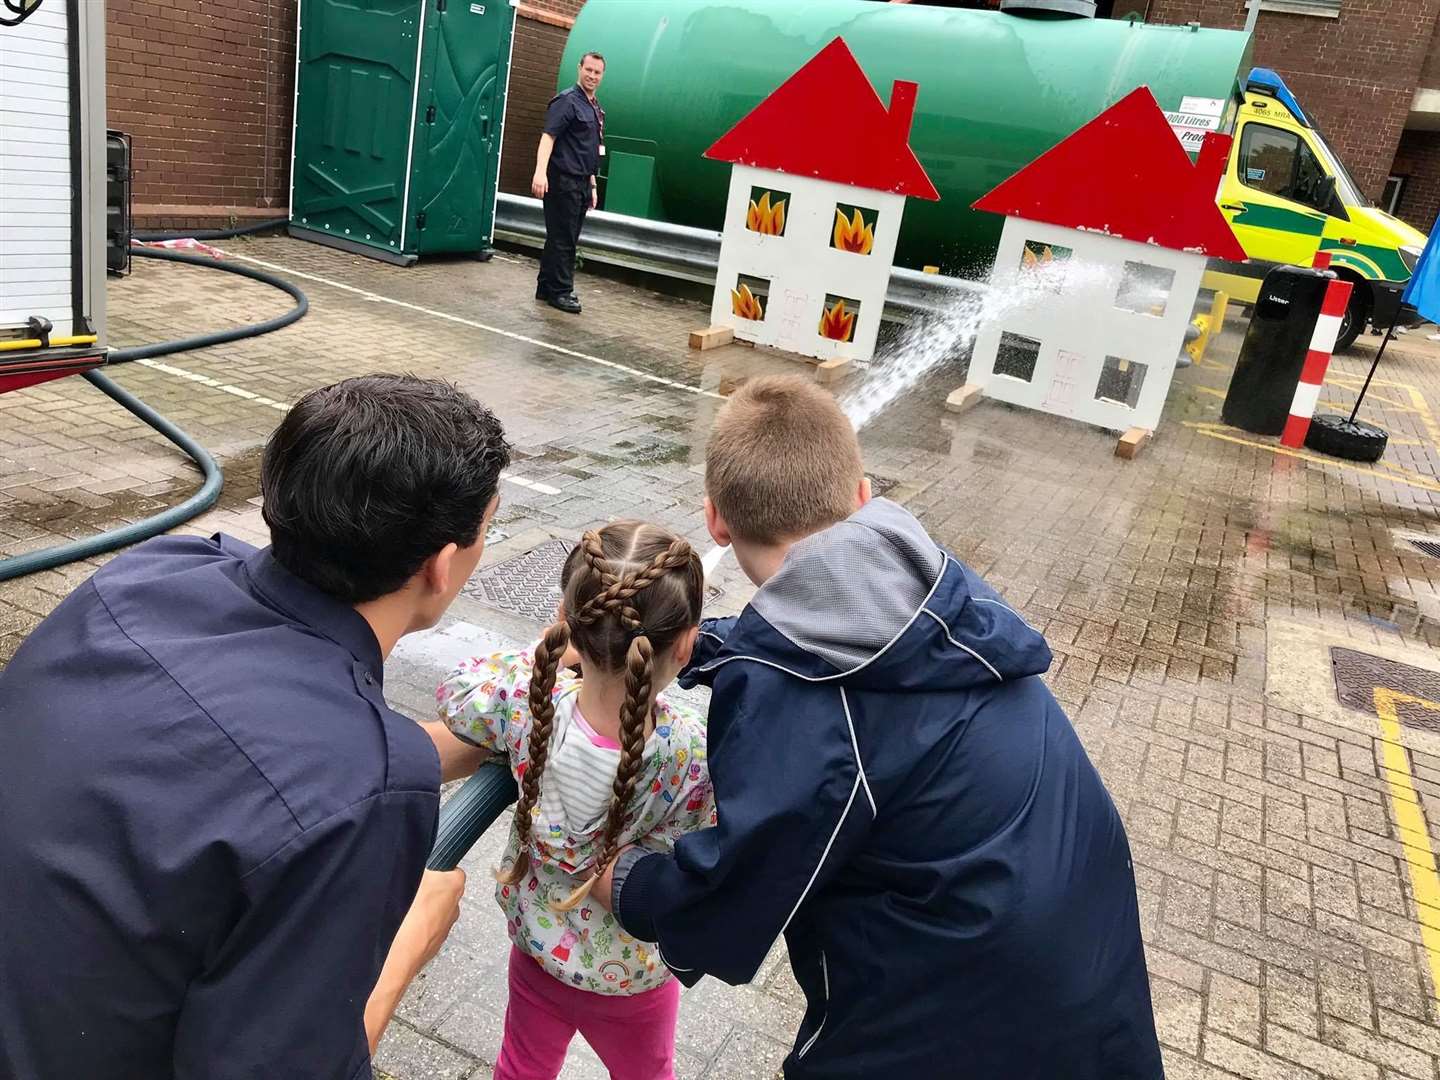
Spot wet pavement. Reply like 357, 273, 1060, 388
5, 237, 1440, 1078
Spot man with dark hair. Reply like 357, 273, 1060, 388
0, 374, 510, 1079
533, 51, 606, 314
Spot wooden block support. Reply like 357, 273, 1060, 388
1115, 427, 1152, 460
944, 383, 985, 414
689, 326, 734, 351
816, 358, 850, 385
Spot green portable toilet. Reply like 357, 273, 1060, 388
289, 0, 516, 265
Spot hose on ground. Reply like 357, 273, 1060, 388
0, 244, 308, 581
111, 247, 307, 364
0, 370, 223, 582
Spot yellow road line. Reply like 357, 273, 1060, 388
1183, 422, 1440, 495
1404, 386, 1440, 455
1373, 689, 1440, 1000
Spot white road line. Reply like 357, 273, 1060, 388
215, 248, 726, 400
137, 358, 290, 411
132, 358, 562, 496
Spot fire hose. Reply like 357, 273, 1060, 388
0, 245, 305, 580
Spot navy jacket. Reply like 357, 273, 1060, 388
617, 500, 1161, 1079
0, 535, 440, 1080
543, 84, 603, 180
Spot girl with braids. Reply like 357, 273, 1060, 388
432, 521, 715, 1080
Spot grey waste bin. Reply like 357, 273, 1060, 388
1221, 265, 1333, 436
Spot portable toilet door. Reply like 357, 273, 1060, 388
289, 0, 517, 265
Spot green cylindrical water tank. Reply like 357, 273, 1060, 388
563, 0, 1251, 272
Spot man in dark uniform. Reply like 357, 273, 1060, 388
533, 51, 605, 314
0, 375, 508, 1079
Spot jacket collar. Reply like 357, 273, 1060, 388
239, 543, 385, 682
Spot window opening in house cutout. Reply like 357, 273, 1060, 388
995, 331, 1041, 383
1019, 240, 1072, 291
819, 294, 861, 343
731, 274, 769, 322
831, 204, 877, 255
746, 187, 789, 237
1095, 355, 1147, 409
1115, 262, 1175, 317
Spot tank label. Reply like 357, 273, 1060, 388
1180, 96, 1226, 117
1165, 109, 1222, 153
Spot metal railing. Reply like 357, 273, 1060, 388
494, 194, 984, 320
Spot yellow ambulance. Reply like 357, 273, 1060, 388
1205, 69, 1428, 350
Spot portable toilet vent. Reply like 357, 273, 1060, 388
289, 0, 518, 265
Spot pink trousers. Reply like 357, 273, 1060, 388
493, 946, 681, 1080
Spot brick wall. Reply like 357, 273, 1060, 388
1393, 129, 1440, 231
1422, 17, 1440, 88
107, 0, 579, 227
107, 0, 296, 228
1146, 0, 1440, 201
500, 17, 571, 196
499, 2, 591, 196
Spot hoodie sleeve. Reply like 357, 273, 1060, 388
677, 617, 738, 687
615, 666, 870, 986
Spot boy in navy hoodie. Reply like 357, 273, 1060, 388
597, 375, 1162, 1079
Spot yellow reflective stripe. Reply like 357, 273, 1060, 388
0, 334, 99, 352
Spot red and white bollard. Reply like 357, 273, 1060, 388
1280, 275, 1353, 449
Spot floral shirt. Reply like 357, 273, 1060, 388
438, 650, 714, 996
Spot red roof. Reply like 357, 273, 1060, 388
972, 87, 1245, 260
704, 38, 940, 201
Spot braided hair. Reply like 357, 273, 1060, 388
495, 522, 704, 911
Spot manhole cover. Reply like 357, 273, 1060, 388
466, 540, 570, 621
1331, 647, 1440, 733
466, 539, 723, 622
1404, 537, 1440, 559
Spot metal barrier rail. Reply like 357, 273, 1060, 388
494, 194, 984, 320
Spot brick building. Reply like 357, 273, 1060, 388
1134, 0, 1440, 232
106, 0, 582, 230
107, 0, 1440, 236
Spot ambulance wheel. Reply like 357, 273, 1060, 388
1303, 414, 1388, 462
1335, 288, 1369, 352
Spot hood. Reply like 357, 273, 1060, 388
719, 499, 1052, 693
1350, 205, 1427, 257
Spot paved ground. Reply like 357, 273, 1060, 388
5, 237, 1440, 1079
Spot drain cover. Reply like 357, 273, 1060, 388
466, 539, 723, 622
868, 475, 899, 498
1331, 647, 1440, 732
1405, 537, 1440, 559
466, 540, 571, 621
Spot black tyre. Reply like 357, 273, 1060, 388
1303, 413, 1388, 463
427, 760, 519, 870
1335, 286, 1370, 352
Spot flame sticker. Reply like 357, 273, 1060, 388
819, 297, 857, 342
832, 206, 875, 255
731, 282, 765, 321
746, 190, 787, 236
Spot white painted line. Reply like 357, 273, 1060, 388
137, 358, 290, 411
503, 474, 562, 496
215, 248, 726, 400
132, 357, 562, 497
